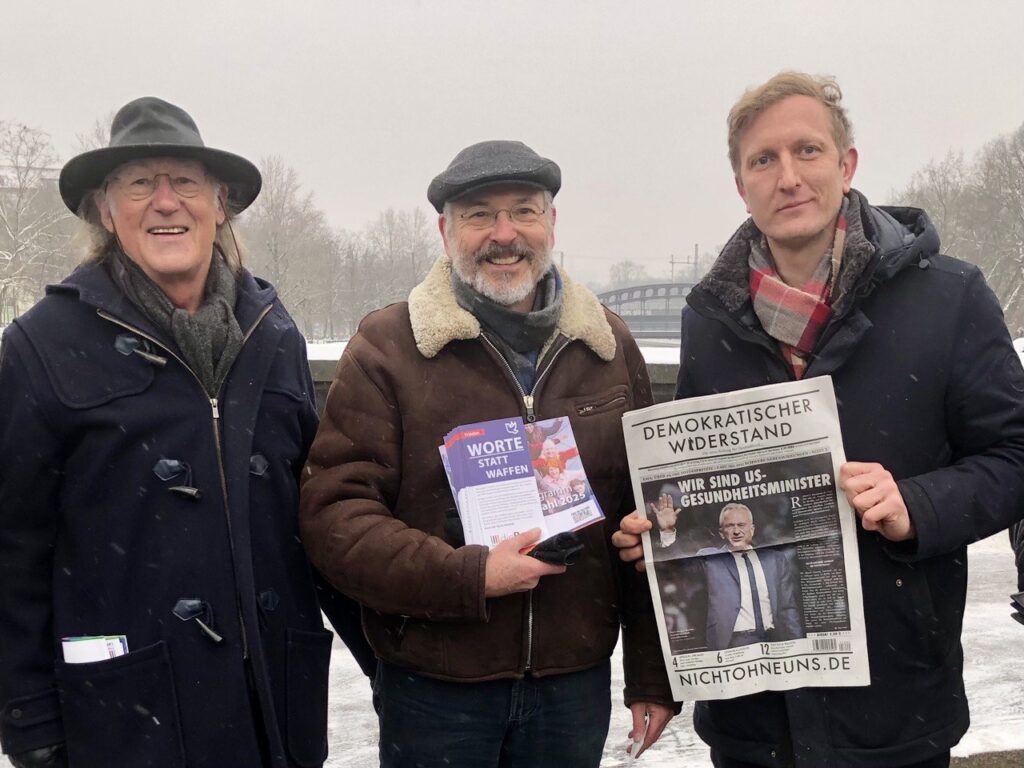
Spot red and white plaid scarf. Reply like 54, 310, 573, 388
749, 205, 848, 378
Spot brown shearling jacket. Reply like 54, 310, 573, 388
299, 257, 672, 706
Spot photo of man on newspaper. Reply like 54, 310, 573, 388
650, 495, 804, 651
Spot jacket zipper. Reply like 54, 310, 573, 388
97, 305, 273, 659
478, 335, 569, 424
478, 334, 571, 672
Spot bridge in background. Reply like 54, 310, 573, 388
596, 281, 693, 338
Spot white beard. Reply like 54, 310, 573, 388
451, 240, 553, 307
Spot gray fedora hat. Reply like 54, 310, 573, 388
59, 96, 262, 215
427, 140, 560, 213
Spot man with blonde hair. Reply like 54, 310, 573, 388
615, 71, 1024, 767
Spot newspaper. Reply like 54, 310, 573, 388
440, 416, 603, 548
622, 376, 869, 701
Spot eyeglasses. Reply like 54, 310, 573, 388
457, 204, 546, 230
107, 171, 208, 201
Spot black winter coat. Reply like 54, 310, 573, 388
677, 193, 1024, 767
0, 263, 340, 768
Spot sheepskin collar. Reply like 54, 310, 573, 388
408, 256, 616, 362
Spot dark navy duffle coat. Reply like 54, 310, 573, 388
0, 262, 339, 767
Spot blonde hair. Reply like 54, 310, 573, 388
727, 71, 853, 174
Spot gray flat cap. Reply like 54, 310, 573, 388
427, 140, 561, 213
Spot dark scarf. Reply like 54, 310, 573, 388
452, 267, 563, 393
108, 247, 244, 396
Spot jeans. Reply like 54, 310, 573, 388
374, 660, 612, 767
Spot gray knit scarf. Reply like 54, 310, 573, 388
452, 267, 563, 392
109, 247, 243, 396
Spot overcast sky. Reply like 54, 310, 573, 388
5, 0, 1024, 285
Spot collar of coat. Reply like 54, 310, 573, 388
697, 190, 880, 314
48, 259, 278, 342
692, 189, 942, 320
408, 256, 616, 362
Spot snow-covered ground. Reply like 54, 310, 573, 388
324, 534, 1023, 767
308, 340, 348, 362
1, 536, 1017, 768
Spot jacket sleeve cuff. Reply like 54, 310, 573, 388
1, 689, 64, 757
884, 478, 931, 561
621, 612, 676, 709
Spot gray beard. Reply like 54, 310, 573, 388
451, 240, 553, 307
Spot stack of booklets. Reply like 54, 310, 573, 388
439, 416, 604, 548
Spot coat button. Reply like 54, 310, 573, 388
114, 333, 140, 356
918, 258, 931, 269
259, 589, 280, 612
896, 578, 903, 587
250, 454, 270, 476
10, 708, 22, 719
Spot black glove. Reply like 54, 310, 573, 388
528, 531, 585, 566
9, 744, 68, 768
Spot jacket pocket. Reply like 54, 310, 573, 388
254, 386, 309, 467
35, 329, 156, 410
55, 641, 185, 768
574, 385, 629, 417
286, 627, 333, 767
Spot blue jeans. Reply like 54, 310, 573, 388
374, 661, 612, 767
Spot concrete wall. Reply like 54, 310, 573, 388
308, 359, 680, 413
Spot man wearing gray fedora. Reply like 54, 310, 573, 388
300, 140, 676, 766
0, 97, 371, 768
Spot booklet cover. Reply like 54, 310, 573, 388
440, 416, 603, 548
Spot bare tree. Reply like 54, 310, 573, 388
332, 229, 382, 337
893, 123, 1024, 333
892, 151, 974, 255
607, 260, 650, 288
240, 156, 339, 336
0, 122, 74, 321
971, 126, 1024, 329
73, 112, 115, 153
364, 207, 435, 303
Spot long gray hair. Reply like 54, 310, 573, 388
74, 178, 245, 275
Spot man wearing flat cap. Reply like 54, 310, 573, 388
300, 140, 675, 766
0, 97, 371, 768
